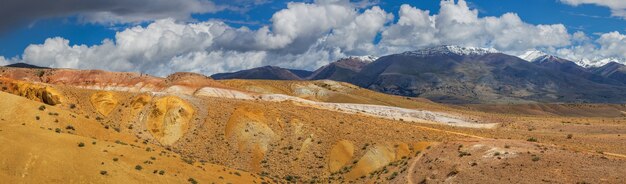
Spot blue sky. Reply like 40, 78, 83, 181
0, 0, 623, 58
1, 0, 625, 75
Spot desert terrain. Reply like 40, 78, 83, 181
0, 66, 624, 183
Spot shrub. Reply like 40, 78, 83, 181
458, 151, 471, 157
69, 104, 76, 109
135, 165, 143, 170
113, 158, 119, 162
100, 170, 107, 175
567, 134, 573, 139
527, 137, 538, 142
158, 170, 165, 175
285, 175, 296, 182
188, 178, 198, 184
78, 142, 85, 147
66, 125, 75, 131
532, 156, 540, 162
36, 70, 45, 77
38, 105, 46, 111
55, 128, 61, 133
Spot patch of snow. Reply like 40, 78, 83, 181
347, 55, 378, 63
402, 45, 499, 57
518, 50, 548, 62
573, 57, 624, 68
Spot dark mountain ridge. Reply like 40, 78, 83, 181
211, 46, 626, 104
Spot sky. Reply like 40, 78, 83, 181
0, 0, 625, 76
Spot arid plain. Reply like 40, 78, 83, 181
0, 66, 624, 183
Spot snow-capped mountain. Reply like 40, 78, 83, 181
346, 55, 378, 63
402, 45, 499, 57
573, 57, 624, 68
518, 49, 626, 68
518, 50, 548, 62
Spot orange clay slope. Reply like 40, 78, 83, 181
0, 66, 624, 183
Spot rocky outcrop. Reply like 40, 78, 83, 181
328, 140, 355, 173
0, 80, 63, 106
146, 96, 195, 145
90, 91, 119, 116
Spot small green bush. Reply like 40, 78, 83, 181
188, 178, 198, 184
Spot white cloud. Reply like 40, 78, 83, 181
379, 0, 571, 53
0, 0, 230, 31
559, 0, 626, 19
0, 56, 11, 66
554, 31, 626, 67
10, 0, 626, 75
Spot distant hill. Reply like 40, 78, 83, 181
591, 62, 626, 85
527, 55, 623, 85
348, 46, 626, 103
4, 63, 49, 69
308, 56, 376, 82
207, 46, 626, 104
287, 69, 313, 79
211, 66, 307, 80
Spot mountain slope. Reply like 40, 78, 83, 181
5, 63, 49, 69
1, 66, 626, 183
308, 56, 376, 82
592, 62, 626, 84
528, 55, 623, 85
211, 66, 306, 80
350, 46, 626, 103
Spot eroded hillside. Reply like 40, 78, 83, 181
0, 67, 625, 183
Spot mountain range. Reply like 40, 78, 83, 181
211, 45, 626, 104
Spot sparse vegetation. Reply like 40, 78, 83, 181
458, 151, 471, 157
35, 70, 45, 77
532, 156, 540, 162
567, 134, 573, 139
187, 177, 198, 184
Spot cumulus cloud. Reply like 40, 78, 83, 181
0, 56, 11, 66
15, 1, 390, 76
379, 0, 571, 54
554, 31, 626, 67
0, 0, 227, 31
12, 0, 622, 76
559, 0, 626, 19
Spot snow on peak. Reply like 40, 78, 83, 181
573, 57, 624, 68
402, 45, 499, 57
347, 55, 378, 63
518, 50, 548, 62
